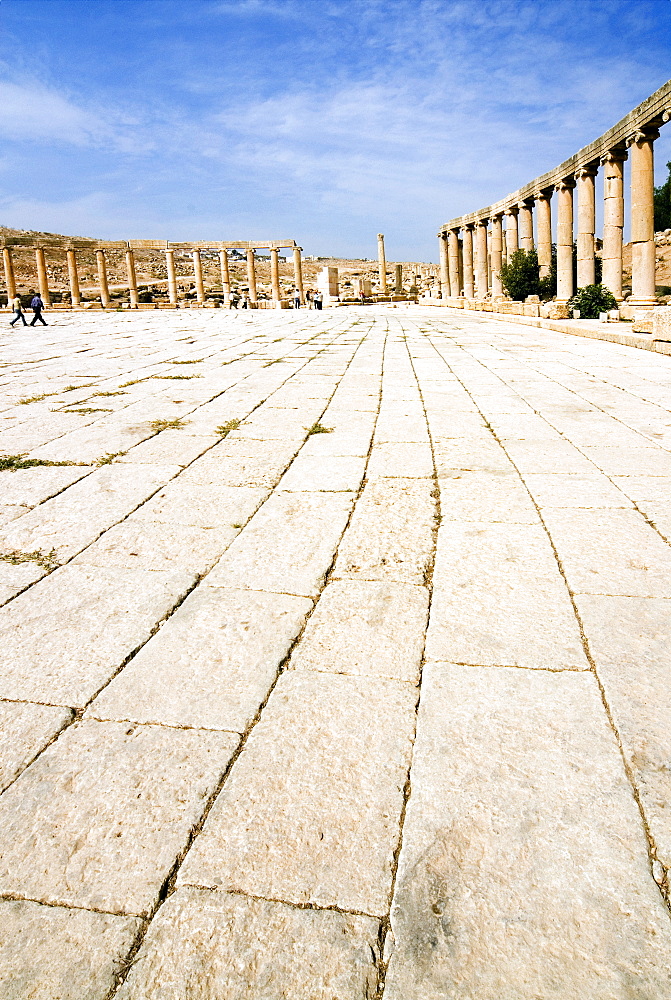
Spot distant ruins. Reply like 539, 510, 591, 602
437, 77, 671, 317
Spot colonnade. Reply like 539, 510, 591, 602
0, 238, 303, 307
438, 79, 671, 308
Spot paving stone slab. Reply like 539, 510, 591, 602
278, 453, 367, 492
207, 490, 354, 597
0, 559, 47, 605
289, 579, 429, 683
522, 472, 632, 508
0, 464, 179, 562
133, 480, 266, 528
581, 445, 671, 477
88, 586, 311, 732
438, 470, 539, 522
180, 437, 299, 488
576, 594, 671, 869
178, 671, 417, 915
115, 887, 379, 1000
0, 564, 193, 706
0, 466, 90, 507
0, 720, 238, 915
118, 431, 215, 466
541, 507, 671, 597
433, 436, 513, 474
0, 899, 141, 1000
426, 521, 587, 669
367, 441, 433, 478
502, 437, 597, 474
385, 663, 671, 1000
73, 519, 237, 574
611, 474, 671, 504
0, 701, 72, 792
333, 478, 435, 584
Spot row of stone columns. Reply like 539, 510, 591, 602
440, 125, 660, 306
2, 244, 305, 308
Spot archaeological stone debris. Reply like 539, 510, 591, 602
0, 303, 671, 997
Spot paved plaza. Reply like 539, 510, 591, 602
0, 306, 670, 997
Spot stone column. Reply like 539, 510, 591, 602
518, 200, 534, 250
575, 163, 598, 288
377, 233, 387, 293
629, 127, 659, 306
490, 214, 503, 297
3, 248, 16, 301
293, 247, 304, 304
35, 248, 51, 306
555, 178, 576, 302
165, 250, 178, 305
439, 234, 449, 297
535, 189, 553, 279
475, 220, 489, 298
96, 250, 110, 308
219, 250, 231, 306
504, 207, 519, 261
601, 147, 627, 301
448, 229, 460, 296
395, 263, 402, 294
462, 226, 474, 298
66, 249, 81, 307
192, 250, 205, 304
246, 249, 257, 303
270, 248, 281, 302
125, 249, 138, 308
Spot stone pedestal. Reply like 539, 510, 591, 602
535, 190, 552, 279
192, 251, 205, 304
125, 250, 138, 308
490, 215, 503, 297
165, 250, 178, 305
35, 248, 51, 306
317, 266, 339, 305
518, 200, 534, 251
293, 247, 304, 304
66, 250, 81, 307
575, 165, 598, 288
3, 248, 16, 301
270, 249, 281, 302
504, 208, 518, 262
448, 230, 460, 297
219, 250, 231, 306
377, 234, 387, 293
555, 179, 576, 302
463, 226, 475, 298
96, 250, 110, 308
439, 235, 449, 297
246, 249, 258, 303
601, 148, 627, 301
629, 127, 659, 306
475, 221, 489, 298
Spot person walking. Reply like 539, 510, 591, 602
29, 292, 47, 326
314, 291, 323, 311
241, 293, 249, 310
293, 288, 301, 309
9, 294, 27, 327
305, 289, 313, 309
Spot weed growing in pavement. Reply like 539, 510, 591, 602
215, 419, 240, 437
0, 454, 81, 471
91, 391, 126, 397
64, 384, 95, 392
119, 378, 147, 387
306, 422, 333, 435
152, 374, 202, 380
59, 407, 112, 415
0, 547, 59, 571
172, 359, 204, 364
95, 451, 126, 466
18, 393, 58, 405
263, 359, 285, 366
150, 417, 187, 433
232, 523, 243, 528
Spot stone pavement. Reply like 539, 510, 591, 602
0, 306, 670, 998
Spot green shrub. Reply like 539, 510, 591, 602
567, 284, 617, 319
499, 249, 540, 301
654, 160, 671, 232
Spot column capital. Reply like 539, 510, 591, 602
555, 177, 576, 192
517, 198, 534, 210
574, 162, 599, 180
534, 187, 553, 204
627, 126, 660, 146
600, 146, 628, 165
663, 109, 671, 123
476, 217, 489, 227
503, 205, 518, 217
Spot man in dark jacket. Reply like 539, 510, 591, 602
30, 293, 47, 326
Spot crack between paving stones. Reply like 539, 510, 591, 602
104, 319, 383, 998
427, 327, 671, 918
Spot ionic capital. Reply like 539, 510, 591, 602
555, 177, 576, 192
663, 109, 671, 123
574, 162, 599, 180
504, 206, 518, 218
600, 146, 628, 165
534, 188, 552, 204
626, 126, 660, 146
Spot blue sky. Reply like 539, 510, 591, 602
0, 0, 669, 261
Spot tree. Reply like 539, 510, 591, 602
654, 160, 671, 231
499, 249, 540, 300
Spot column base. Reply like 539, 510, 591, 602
627, 298, 657, 308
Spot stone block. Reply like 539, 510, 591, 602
0, 564, 193, 706
115, 887, 379, 1000
438, 470, 539, 522
73, 519, 237, 574
133, 481, 266, 528
384, 663, 671, 1000
0, 701, 72, 792
278, 453, 366, 492
289, 579, 429, 683
177, 671, 417, 915
0, 720, 237, 915
0, 899, 140, 1000
88, 586, 312, 732
523, 472, 632, 508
